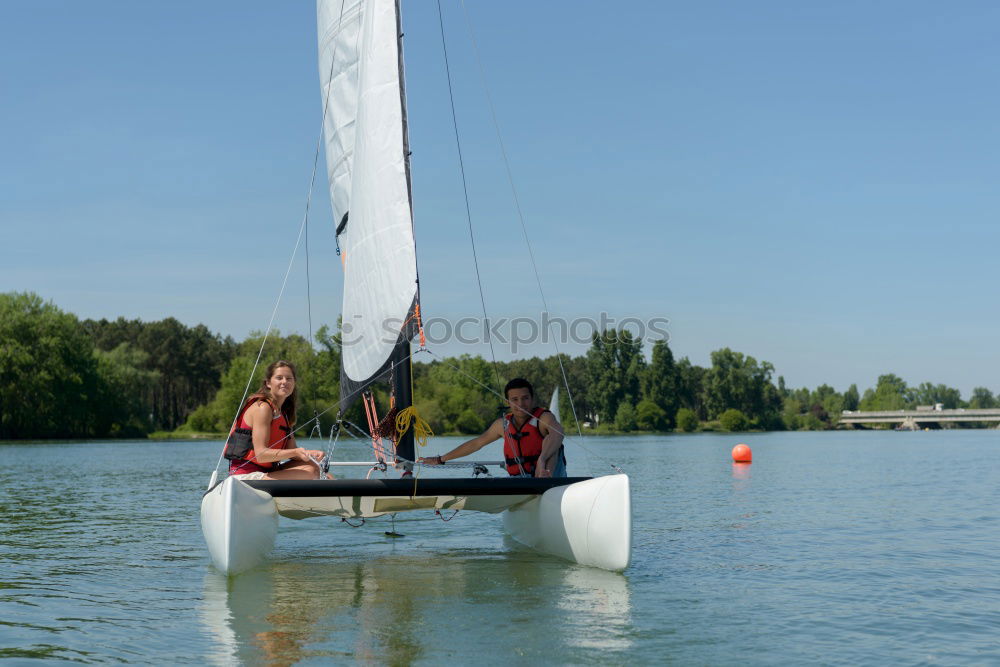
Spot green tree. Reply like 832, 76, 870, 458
799, 412, 825, 430
909, 382, 962, 409
702, 348, 782, 428
613, 402, 638, 431
83, 315, 236, 430
675, 407, 699, 432
779, 385, 848, 430
92, 344, 160, 436
181, 330, 325, 434
641, 340, 678, 428
821, 394, 844, 425
553, 354, 591, 431
719, 408, 749, 432
810, 384, 837, 407
635, 399, 667, 431
675, 357, 707, 419
859, 374, 909, 411
0, 292, 102, 438
586, 329, 644, 425
412, 355, 498, 434
843, 384, 860, 411
453, 408, 483, 434
802, 384, 843, 427
969, 387, 997, 409
310, 323, 342, 408
782, 397, 802, 430
790, 386, 811, 406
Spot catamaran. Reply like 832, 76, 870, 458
200, 0, 631, 575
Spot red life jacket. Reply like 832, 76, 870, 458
503, 407, 549, 476
229, 396, 293, 474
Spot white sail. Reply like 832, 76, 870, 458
318, 0, 419, 401
317, 0, 363, 225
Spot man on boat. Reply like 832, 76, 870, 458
419, 378, 566, 477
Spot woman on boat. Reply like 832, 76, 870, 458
228, 360, 326, 480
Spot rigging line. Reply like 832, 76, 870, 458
457, 0, 585, 439
261, 347, 435, 450
231, 339, 548, 475
325, 419, 342, 465
305, 214, 314, 345
287, 397, 474, 471
342, 411, 497, 468
336, 416, 416, 465
289, 343, 575, 469
210, 194, 312, 479
339, 419, 373, 441
435, 0, 503, 393
210, 0, 350, 483
335, 418, 448, 468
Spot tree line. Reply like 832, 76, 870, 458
0, 292, 236, 438
1, 292, 996, 439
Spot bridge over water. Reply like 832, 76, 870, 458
839, 408, 1000, 429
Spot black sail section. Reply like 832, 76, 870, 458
338, 295, 418, 412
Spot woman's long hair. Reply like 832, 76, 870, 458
250, 360, 298, 426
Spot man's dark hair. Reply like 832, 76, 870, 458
504, 378, 534, 399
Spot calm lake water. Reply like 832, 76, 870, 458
2, 430, 998, 664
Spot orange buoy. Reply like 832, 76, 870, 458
732, 443, 752, 463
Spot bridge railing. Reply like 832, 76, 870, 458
840, 408, 1000, 422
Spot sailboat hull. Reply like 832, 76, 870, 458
503, 474, 632, 571
199, 475, 631, 574
200, 476, 279, 575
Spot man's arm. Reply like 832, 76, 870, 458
418, 419, 504, 464
534, 411, 564, 478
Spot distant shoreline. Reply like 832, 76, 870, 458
3, 425, 996, 445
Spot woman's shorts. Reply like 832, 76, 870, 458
230, 471, 268, 481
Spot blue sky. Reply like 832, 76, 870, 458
3, 1, 998, 397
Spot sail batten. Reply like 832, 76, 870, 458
318, 0, 419, 407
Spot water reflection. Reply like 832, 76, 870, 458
558, 567, 632, 650
200, 550, 632, 663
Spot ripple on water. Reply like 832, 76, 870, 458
2, 434, 1000, 664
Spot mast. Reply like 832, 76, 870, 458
392, 0, 416, 467
391, 344, 414, 465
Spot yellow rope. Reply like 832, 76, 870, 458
395, 405, 433, 449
